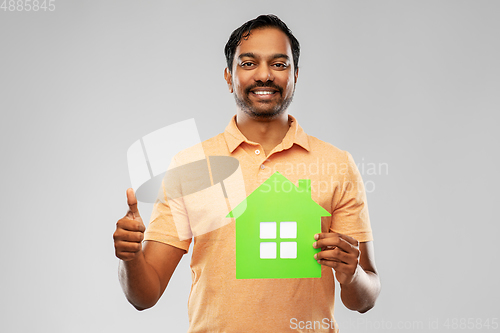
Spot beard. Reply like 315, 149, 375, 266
233, 82, 295, 120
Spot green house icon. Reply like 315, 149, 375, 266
228, 172, 331, 279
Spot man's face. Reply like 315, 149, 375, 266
224, 27, 298, 120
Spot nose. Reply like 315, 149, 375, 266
253, 64, 274, 82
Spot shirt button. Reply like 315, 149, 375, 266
255, 149, 260, 155
260, 164, 265, 170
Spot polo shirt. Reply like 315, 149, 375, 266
144, 115, 373, 333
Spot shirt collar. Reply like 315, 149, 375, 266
223, 114, 310, 153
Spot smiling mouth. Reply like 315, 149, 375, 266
250, 90, 278, 97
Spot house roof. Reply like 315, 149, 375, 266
227, 172, 331, 219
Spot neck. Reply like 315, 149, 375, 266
235, 110, 291, 155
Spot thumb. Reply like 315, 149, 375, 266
126, 188, 140, 219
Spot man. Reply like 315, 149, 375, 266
114, 14, 380, 332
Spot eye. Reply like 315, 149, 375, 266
273, 63, 288, 69
240, 62, 255, 68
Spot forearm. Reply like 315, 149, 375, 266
118, 251, 162, 310
339, 266, 381, 313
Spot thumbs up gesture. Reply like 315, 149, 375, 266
113, 188, 146, 261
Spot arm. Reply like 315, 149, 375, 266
313, 233, 381, 313
114, 189, 185, 310
118, 241, 184, 310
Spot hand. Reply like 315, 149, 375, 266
113, 188, 146, 261
313, 232, 361, 285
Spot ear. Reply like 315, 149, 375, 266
224, 68, 233, 93
294, 67, 299, 84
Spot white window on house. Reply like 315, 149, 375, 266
260, 222, 276, 239
260, 242, 276, 259
259, 221, 297, 259
280, 242, 297, 259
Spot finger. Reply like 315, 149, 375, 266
113, 227, 144, 243
316, 256, 356, 274
126, 188, 140, 218
313, 234, 344, 250
317, 258, 341, 269
314, 232, 333, 241
333, 238, 357, 254
338, 233, 359, 246
116, 218, 146, 233
314, 234, 358, 254
315, 247, 355, 264
315, 232, 358, 246
313, 232, 338, 248
115, 240, 142, 253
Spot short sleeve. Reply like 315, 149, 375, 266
143, 158, 192, 253
330, 151, 373, 242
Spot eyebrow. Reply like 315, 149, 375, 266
238, 52, 290, 61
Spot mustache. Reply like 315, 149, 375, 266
244, 82, 283, 95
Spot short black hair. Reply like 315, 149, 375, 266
224, 14, 300, 74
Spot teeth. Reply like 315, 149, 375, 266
253, 91, 274, 95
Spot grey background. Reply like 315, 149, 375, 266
1, 0, 499, 332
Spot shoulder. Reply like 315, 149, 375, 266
306, 135, 350, 162
170, 133, 227, 166
201, 133, 228, 155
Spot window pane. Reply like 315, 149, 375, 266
260, 242, 277, 259
280, 221, 297, 238
260, 222, 276, 239
280, 242, 297, 259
